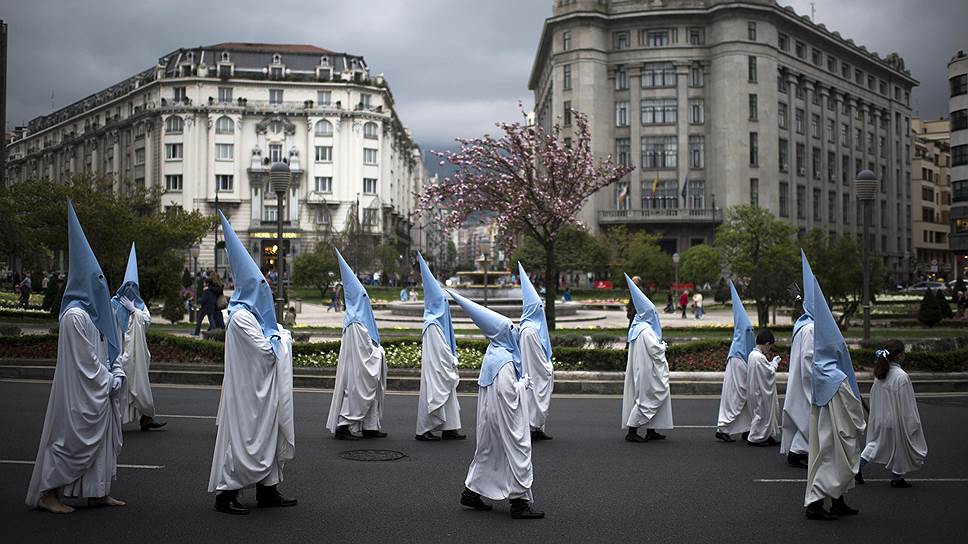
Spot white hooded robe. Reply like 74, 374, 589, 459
520, 327, 553, 432
716, 356, 751, 435
861, 364, 928, 475
208, 309, 294, 492
25, 307, 125, 506
747, 349, 780, 442
415, 324, 461, 435
326, 322, 387, 434
781, 323, 814, 455
621, 327, 674, 430
119, 307, 154, 423
804, 381, 866, 505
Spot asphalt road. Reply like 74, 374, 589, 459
1, 380, 966, 543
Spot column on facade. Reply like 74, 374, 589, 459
112, 133, 121, 189
90, 141, 99, 178
787, 72, 800, 223
802, 79, 816, 230
144, 121, 153, 189
834, 91, 846, 230
675, 62, 690, 219
629, 65, 643, 213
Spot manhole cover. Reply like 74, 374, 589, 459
339, 449, 407, 462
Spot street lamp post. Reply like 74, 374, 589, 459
269, 161, 292, 322
672, 252, 681, 303
855, 169, 878, 343
190, 243, 200, 323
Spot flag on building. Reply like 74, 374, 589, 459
681, 174, 689, 207
650, 173, 660, 197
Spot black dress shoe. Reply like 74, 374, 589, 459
509, 498, 545, 519
256, 484, 297, 508
460, 487, 492, 511
890, 479, 912, 489
805, 500, 836, 521
416, 431, 440, 441
625, 431, 648, 443
442, 430, 467, 440
787, 453, 809, 469
214, 491, 250, 515
531, 429, 553, 441
334, 425, 361, 440
715, 431, 735, 442
830, 496, 859, 516
362, 429, 388, 438
140, 416, 167, 431
645, 429, 666, 440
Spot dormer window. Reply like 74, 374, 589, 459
186, 52, 194, 62
320, 56, 329, 66
272, 53, 282, 64
221, 51, 230, 62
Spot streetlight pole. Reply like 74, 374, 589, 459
855, 169, 878, 343
269, 161, 292, 322
190, 243, 200, 324
672, 252, 680, 304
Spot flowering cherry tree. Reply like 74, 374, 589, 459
418, 109, 633, 328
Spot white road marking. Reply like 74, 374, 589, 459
156, 413, 216, 420
0, 459, 164, 470
754, 478, 968, 483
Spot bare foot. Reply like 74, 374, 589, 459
88, 496, 127, 507
38, 493, 74, 514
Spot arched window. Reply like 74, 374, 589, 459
215, 116, 234, 134
165, 116, 184, 134
315, 119, 333, 137
272, 53, 281, 64
221, 51, 230, 62
363, 122, 378, 139
320, 56, 329, 66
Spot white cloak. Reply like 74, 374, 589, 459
716, 356, 751, 434
325, 322, 387, 434
747, 349, 780, 442
415, 324, 461, 435
781, 323, 814, 455
208, 309, 294, 492
621, 328, 674, 430
804, 381, 866, 505
861, 364, 927, 475
520, 327, 553, 432
464, 363, 534, 501
26, 308, 125, 506
119, 307, 154, 423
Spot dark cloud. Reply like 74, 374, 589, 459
4, 0, 963, 157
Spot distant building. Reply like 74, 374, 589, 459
530, 0, 917, 280
911, 118, 952, 280
949, 50, 968, 278
4, 43, 427, 275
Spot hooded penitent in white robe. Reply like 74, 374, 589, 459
326, 322, 387, 434
717, 357, 751, 435
804, 381, 866, 505
781, 323, 813, 455
208, 309, 295, 492
416, 324, 461, 435
747, 349, 780, 442
26, 308, 125, 507
464, 363, 534, 501
861, 364, 927, 475
520, 327, 553, 432
621, 327, 674, 430
119, 307, 153, 423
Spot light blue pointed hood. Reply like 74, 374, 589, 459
418, 252, 456, 356
336, 248, 380, 346
60, 199, 120, 368
219, 210, 281, 354
792, 249, 817, 340
626, 273, 661, 343
727, 281, 755, 363
111, 243, 146, 333
518, 263, 552, 361
447, 289, 520, 387
810, 275, 861, 405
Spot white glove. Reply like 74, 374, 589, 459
770, 356, 781, 369
521, 373, 535, 391
119, 296, 136, 313
111, 376, 123, 393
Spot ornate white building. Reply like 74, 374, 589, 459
5, 43, 427, 274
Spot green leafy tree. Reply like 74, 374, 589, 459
715, 206, 798, 327
512, 225, 605, 279
713, 277, 730, 303
161, 289, 185, 324
918, 289, 943, 327
292, 244, 339, 301
679, 244, 721, 288
593, 226, 672, 288
800, 229, 883, 327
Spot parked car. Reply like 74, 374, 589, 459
903, 281, 946, 294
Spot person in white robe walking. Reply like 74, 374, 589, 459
26, 199, 127, 513
450, 290, 544, 519
111, 243, 165, 431
746, 328, 781, 446
415, 252, 464, 441
622, 273, 673, 442
803, 263, 866, 521
781, 250, 817, 468
715, 281, 754, 442
518, 263, 554, 441
326, 248, 387, 440
208, 211, 296, 515
856, 340, 927, 488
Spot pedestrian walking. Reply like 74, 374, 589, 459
19, 273, 32, 308
626, 275, 642, 329
519, 263, 554, 441
746, 328, 781, 446
693, 291, 704, 319
679, 290, 689, 319
715, 281, 753, 443
193, 279, 216, 336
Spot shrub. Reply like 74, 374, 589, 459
161, 290, 185, 324
0, 324, 22, 337
590, 333, 621, 350
917, 289, 942, 328
936, 290, 953, 319
550, 334, 586, 348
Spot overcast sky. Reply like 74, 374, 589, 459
4, 0, 966, 156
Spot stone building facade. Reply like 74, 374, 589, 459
949, 50, 968, 278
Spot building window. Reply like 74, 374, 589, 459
615, 101, 630, 127
779, 139, 789, 172
812, 147, 821, 180
855, 69, 863, 85
614, 31, 630, 49
315, 146, 333, 162
954, 181, 968, 202
564, 101, 572, 125
811, 114, 820, 139
615, 66, 629, 90
359, 93, 372, 108
795, 109, 804, 134
952, 109, 968, 131
689, 136, 705, 169
363, 122, 379, 139
778, 33, 789, 51
952, 74, 968, 97
363, 178, 377, 194
748, 56, 757, 82
749, 94, 758, 121
164, 174, 183, 192
750, 178, 759, 207
215, 116, 234, 134
642, 179, 679, 209
689, 99, 704, 124
165, 116, 184, 134
563, 64, 572, 90
813, 188, 822, 220
749, 132, 759, 167
134, 148, 145, 165
826, 119, 835, 143
317, 90, 332, 106
641, 99, 677, 125
796, 85, 805, 100
165, 143, 183, 161
827, 151, 836, 181
843, 193, 850, 224
686, 179, 705, 209
953, 144, 968, 167
812, 49, 822, 66
779, 182, 790, 217
827, 191, 837, 223
795, 42, 806, 58
173, 86, 187, 103
689, 62, 704, 87
827, 56, 837, 72
855, 128, 863, 150
217, 87, 233, 103
796, 143, 805, 176
643, 62, 676, 88
363, 148, 378, 165
314, 176, 333, 193
315, 119, 334, 137
645, 30, 669, 47
216, 174, 233, 192
689, 28, 704, 45
641, 136, 677, 169
841, 123, 850, 147
562, 30, 572, 51
778, 102, 788, 129
797, 185, 806, 219
841, 62, 850, 79
269, 89, 284, 105
615, 138, 631, 166
269, 144, 283, 163
616, 181, 631, 210
215, 143, 234, 161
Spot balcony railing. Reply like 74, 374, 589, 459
598, 208, 722, 224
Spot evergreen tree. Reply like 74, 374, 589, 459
917, 289, 943, 328
936, 289, 953, 319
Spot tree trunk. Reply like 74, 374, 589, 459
756, 299, 769, 328
544, 241, 558, 330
